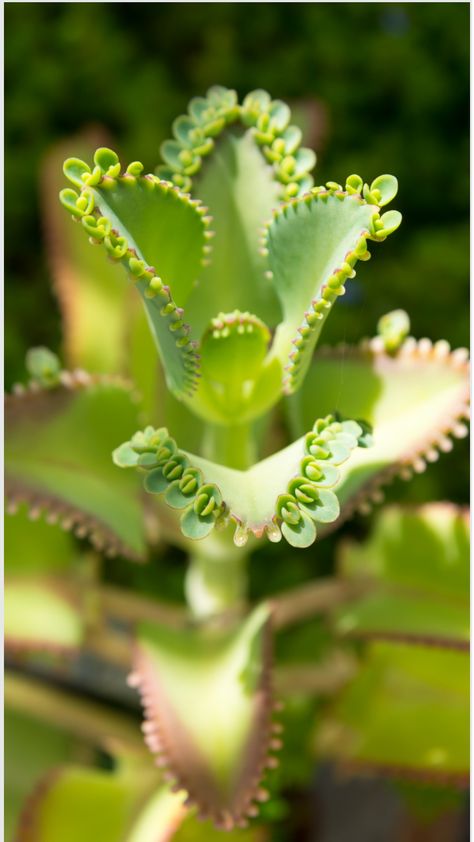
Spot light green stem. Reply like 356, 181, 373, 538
184, 420, 257, 619
185, 549, 248, 620
202, 421, 256, 471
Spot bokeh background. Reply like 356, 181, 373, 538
4, 4, 470, 840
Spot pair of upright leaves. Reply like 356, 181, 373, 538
59, 85, 402, 423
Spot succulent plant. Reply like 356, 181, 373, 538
5, 87, 469, 838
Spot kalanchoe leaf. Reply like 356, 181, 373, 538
6, 365, 146, 560
5, 580, 83, 657
5, 508, 83, 656
129, 604, 277, 830
43, 133, 159, 413
195, 310, 282, 422
377, 309, 410, 353
114, 414, 366, 548
264, 177, 401, 394
26, 347, 62, 387
368, 174, 398, 207
318, 642, 469, 788
60, 149, 211, 397
158, 85, 315, 203
334, 504, 469, 649
156, 86, 317, 338
14, 765, 182, 842
288, 336, 469, 524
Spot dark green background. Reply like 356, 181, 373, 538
5, 2, 469, 508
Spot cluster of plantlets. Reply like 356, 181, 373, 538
5, 87, 469, 840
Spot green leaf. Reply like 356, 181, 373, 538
288, 338, 469, 521
376, 309, 410, 353
334, 504, 469, 648
155, 86, 318, 338
319, 642, 469, 786
15, 767, 149, 842
114, 415, 366, 548
26, 347, 62, 387
5, 580, 83, 655
185, 130, 281, 335
61, 150, 210, 397
266, 181, 400, 393
194, 310, 283, 423
5, 710, 75, 842
5, 504, 76, 576
130, 604, 277, 829
5, 371, 146, 560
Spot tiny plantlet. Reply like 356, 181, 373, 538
5, 87, 469, 838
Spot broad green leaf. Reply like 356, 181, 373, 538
335, 504, 469, 648
5, 372, 146, 559
156, 85, 318, 335
5, 503, 76, 576
288, 338, 469, 520
14, 767, 151, 842
5, 711, 75, 842
61, 149, 210, 397
192, 310, 282, 425
319, 642, 469, 786
114, 416, 366, 549
130, 604, 277, 829
266, 181, 401, 393
185, 131, 281, 334
14, 766, 262, 842
5, 579, 83, 654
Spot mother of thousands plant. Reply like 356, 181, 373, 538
5, 87, 469, 838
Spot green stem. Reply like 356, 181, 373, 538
185, 549, 248, 620
202, 420, 256, 470
185, 420, 256, 619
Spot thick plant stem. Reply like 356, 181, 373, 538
184, 421, 256, 619
185, 548, 248, 620
202, 421, 256, 471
